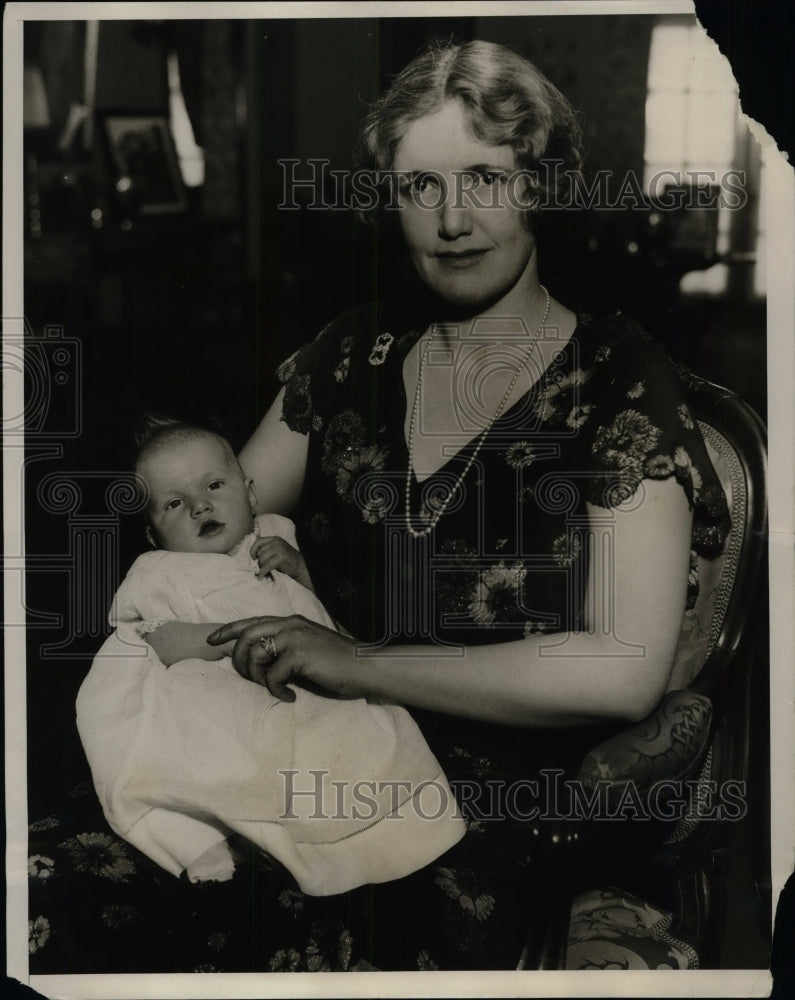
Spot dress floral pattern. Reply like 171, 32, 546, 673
281, 303, 728, 648
26, 784, 403, 973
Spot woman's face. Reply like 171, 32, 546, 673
392, 100, 537, 313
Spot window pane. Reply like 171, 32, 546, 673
644, 162, 685, 190
716, 206, 731, 254
647, 23, 692, 89
645, 18, 754, 300
685, 93, 738, 164
645, 92, 687, 163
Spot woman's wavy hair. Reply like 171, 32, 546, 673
354, 39, 583, 227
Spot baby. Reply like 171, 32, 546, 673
132, 414, 329, 667
76, 417, 464, 896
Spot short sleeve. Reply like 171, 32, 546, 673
275, 311, 362, 435
276, 341, 316, 435
583, 329, 730, 558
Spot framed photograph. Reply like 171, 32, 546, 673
101, 113, 186, 215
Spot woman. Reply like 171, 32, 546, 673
212, 40, 729, 969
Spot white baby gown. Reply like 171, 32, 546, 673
76, 514, 464, 896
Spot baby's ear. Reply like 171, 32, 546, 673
145, 524, 157, 548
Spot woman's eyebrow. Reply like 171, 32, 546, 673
465, 162, 509, 173
395, 169, 434, 180
396, 163, 509, 179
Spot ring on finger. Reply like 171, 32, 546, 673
259, 635, 278, 660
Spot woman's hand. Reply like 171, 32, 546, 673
206, 616, 362, 701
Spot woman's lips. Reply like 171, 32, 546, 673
435, 249, 489, 269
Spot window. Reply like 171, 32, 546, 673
644, 16, 763, 298
167, 50, 204, 188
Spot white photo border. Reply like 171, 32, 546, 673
5, 2, 792, 997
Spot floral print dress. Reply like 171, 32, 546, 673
281, 304, 727, 644
265, 300, 731, 969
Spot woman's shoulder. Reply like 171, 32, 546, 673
276, 300, 414, 391
308, 302, 397, 346
276, 302, 377, 378
576, 310, 666, 356
297, 301, 413, 354
574, 310, 681, 387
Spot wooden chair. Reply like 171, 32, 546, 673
518, 373, 768, 970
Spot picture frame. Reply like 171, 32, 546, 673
101, 112, 186, 215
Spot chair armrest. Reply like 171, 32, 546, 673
576, 690, 712, 798
517, 691, 712, 970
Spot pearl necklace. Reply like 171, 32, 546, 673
405, 285, 551, 538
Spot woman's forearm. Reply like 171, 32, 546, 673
346, 482, 690, 727
352, 630, 676, 727
211, 483, 691, 724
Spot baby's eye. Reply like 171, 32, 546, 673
165, 498, 182, 512
208, 480, 224, 491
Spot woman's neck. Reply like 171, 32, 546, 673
430, 279, 552, 347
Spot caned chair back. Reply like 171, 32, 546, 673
671, 374, 767, 694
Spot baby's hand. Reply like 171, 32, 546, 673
250, 536, 306, 582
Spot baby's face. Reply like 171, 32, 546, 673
140, 435, 256, 554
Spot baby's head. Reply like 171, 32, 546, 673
134, 414, 257, 554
